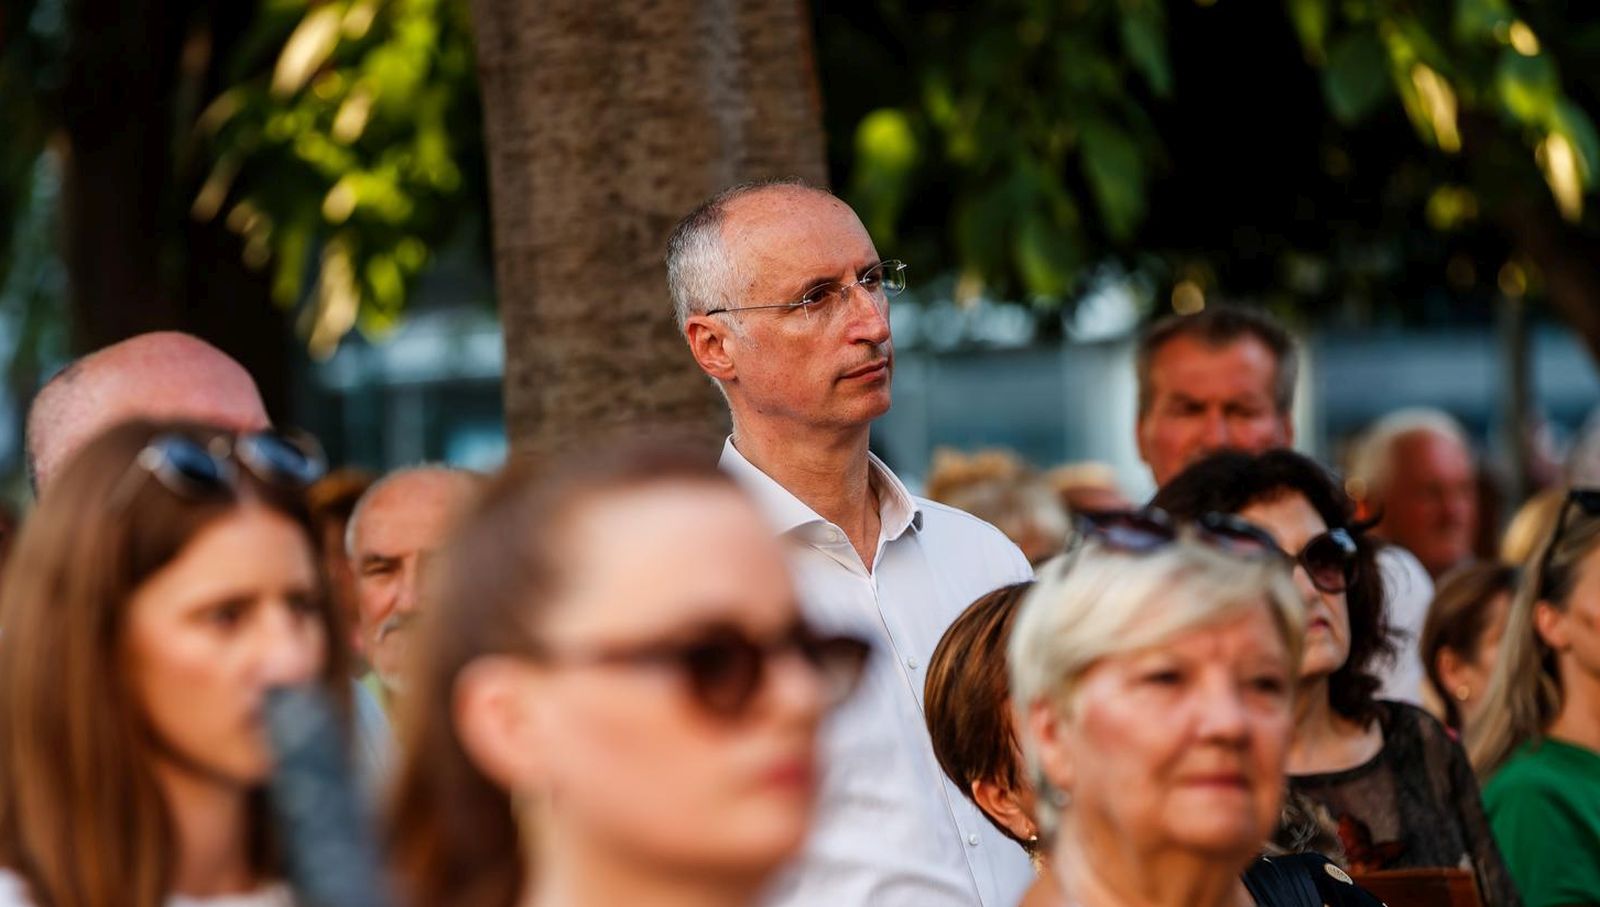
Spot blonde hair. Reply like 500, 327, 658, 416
1008, 539, 1306, 833
1469, 499, 1600, 778
1500, 487, 1567, 566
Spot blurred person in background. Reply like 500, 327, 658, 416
924, 449, 1069, 565
1154, 451, 1519, 901
1471, 489, 1600, 907
0, 420, 343, 907
24, 331, 270, 495
672, 179, 1034, 906
1347, 408, 1479, 580
1500, 487, 1567, 567
1008, 516, 1383, 906
307, 467, 375, 658
1135, 309, 1433, 708
345, 465, 482, 714
1421, 564, 1516, 739
1045, 461, 1130, 515
387, 448, 869, 907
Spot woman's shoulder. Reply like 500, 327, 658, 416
1375, 699, 1461, 756
167, 882, 296, 907
1487, 737, 1600, 798
0, 869, 38, 907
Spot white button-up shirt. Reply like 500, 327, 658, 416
722, 440, 1035, 907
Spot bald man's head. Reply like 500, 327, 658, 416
26, 331, 269, 493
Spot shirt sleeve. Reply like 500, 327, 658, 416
1441, 725, 1525, 907
1489, 774, 1600, 907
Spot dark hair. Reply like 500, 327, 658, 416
0, 419, 348, 907
386, 444, 736, 907
1150, 449, 1393, 726
1422, 563, 1517, 731
1136, 307, 1299, 416
925, 582, 1033, 846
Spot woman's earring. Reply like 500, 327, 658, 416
1051, 787, 1072, 809
1454, 684, 1472, 702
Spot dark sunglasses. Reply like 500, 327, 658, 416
112, 430, 327, 509
1538, 488, 1600, 597
1075, 507, 1358, 594
529, 619, 871, 720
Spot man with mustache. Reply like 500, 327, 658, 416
346, 465, 483, 714
670, 180, 1034, 907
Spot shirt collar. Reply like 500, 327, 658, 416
719, 437, 924, 540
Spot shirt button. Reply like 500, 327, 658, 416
906, 657, 920, 669
967, 833, 980, 846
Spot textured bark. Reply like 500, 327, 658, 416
468, 0, 828, 460
59, 0, 294, 419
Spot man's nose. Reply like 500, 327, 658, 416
1200, 410, 1229, 449
841, 284, 891, 344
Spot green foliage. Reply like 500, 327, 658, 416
195, 0, 485, 356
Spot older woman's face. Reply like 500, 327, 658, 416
1035, 603, 1293, 862
516, 485, 828, 876
1238, 492, 1348, 681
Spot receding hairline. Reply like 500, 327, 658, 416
345, 465, 487, 557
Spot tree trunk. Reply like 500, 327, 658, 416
468, 0, 828, 461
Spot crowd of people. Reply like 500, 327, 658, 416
0, 178, 1590, 907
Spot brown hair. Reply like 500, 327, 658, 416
1421, 562, 1517, 731
1135, 306, 1299, 417
924, 582, 1032, 845
0, 419, 348, 907
386, 445, 734, 907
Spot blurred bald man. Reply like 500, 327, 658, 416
25, 331, 270, 494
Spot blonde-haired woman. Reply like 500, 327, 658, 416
1009, 512, 1380, 906
1471, 489, 1600, 906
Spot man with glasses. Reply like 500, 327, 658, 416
669, 180, 1034, 907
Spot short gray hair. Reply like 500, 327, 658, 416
1008, 539, 1305, 835
665, 178, 828, 330
1346, 407, 1473, 500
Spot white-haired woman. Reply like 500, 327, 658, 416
1471, 489, 1600, 907
1009, 512, 1381, 907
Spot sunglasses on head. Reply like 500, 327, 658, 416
111, 430, 327, 509
529, 619, 872, 720
1075, 507, 1359, 594
1538, 488, 1600, 597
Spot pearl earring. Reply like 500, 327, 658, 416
1455, 684, 1472, 702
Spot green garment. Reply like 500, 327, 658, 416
1484, 737, 1600, 907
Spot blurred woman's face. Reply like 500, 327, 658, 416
520, 485, 827, 875
1238, 493, 1349, 681
1548, 542, 1600, 679
1037, 603, 1293, 862
126, 505, 327, 786
1448, 590, 1510, 731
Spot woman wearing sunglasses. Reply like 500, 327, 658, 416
1154, 450, 1519, 904
387, 447, 869, 907
0, 420, 343, 907
1471, 489, 1600, 907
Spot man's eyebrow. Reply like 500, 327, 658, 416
782, 258, 883, 302
358, 553, 400, 568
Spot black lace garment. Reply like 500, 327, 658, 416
1288, 700, 1522, 907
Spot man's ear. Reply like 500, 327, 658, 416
1534, 600, 1570, 652
684, 315, 738, 383
453, 656, 547, 792
970, 778, 1037, 844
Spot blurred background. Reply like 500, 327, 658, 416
2, 0, 1599, 513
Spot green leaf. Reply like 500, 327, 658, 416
1495, 49, 1560, 125
1323, 31, 1392, 123
1453, 0, 1513, 43
1079, 119, 1145, 240
1119, 12, 1172, 98
1015, 208, 1080, 298
1287, 0, 1331, 62
850, 108, 922, 243
1552, 99, 1600, 182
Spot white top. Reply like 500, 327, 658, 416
1374, 544, 1434, 706
0, 869, 295, 907
722, 440, 1035, 907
